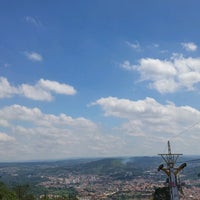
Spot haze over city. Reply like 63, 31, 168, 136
1, 0, 200, 162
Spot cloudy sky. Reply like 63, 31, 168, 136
1, 0, 200, 161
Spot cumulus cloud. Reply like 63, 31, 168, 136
121, 54, 200, 93
92, 96, 200, 154
20, 84, 53, 101
1, 97, 200, 160
0, 119, 10, 127
0, 132, 15, 142
0, 77, 76, 101
0, 105, 123, 161
181, 42, 198, 52
24, 51, 43, 62
0, 77, 19, 98
38, 79, 76, 95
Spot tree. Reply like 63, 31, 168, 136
0, 181, 18, 200
13, 184, 35, 200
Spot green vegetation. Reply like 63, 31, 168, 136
0, 181, 17, 200
0, 182, 37, 200
0, 181, 78, 200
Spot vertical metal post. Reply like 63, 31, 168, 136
167, 141, 179, 200
158, 141, 186, 200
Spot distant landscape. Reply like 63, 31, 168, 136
1, 156, 200, 199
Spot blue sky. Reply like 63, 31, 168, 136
1, 0, 200, 161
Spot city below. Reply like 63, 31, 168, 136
1, 156, 200, 199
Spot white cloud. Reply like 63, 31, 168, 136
24, 51, 43, 62
92, 96, 200, 154
1, 97, 200, 160
181, 42, 198, 52
0, 119, 10, 127
126, 41, 141, 51
149, 79, 179, 93
25, 16, 42, 27
120, 60, 136, 70
20, 84, 53, 101
0, 104, 124, 161
92, 96, 173, 119
38, 79, 76, 95
137, 58, 177, 79
121, 55, 200, 93
0, 132, 15, 142
0, 77, 77, 101
0, 77, 19, 98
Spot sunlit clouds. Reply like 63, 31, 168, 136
181, 42, 198, 52
0, 104, 122, 161
121, 54, 200, 93
0, 77, 76, 101
92, 96, 200, 153
2, 96, 200, 161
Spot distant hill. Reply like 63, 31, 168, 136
1, 155, 200, 184
70, 157, 162, 179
